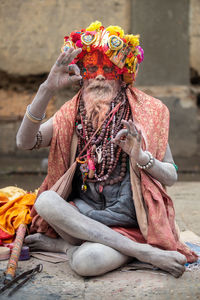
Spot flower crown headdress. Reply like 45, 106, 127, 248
61, 21, 144, 83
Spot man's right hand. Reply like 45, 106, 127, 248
45, 48, 82, 93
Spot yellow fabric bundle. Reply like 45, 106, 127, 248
0, 186, 36, 237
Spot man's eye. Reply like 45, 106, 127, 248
88, 66, 98, 73
103, 66, 113, 73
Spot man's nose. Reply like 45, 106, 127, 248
95, 74, 105, 81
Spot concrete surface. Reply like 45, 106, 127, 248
0, 180, 199, 300
2, 0, 200, 81
190, 0, 200, 76
131, 0, 189, 85
162, 96, 198, 157
0, 0, 130, 76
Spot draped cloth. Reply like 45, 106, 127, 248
30, 86, 198, 263
0, 187, 36, 244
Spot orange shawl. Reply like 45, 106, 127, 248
30, 86, 197, 263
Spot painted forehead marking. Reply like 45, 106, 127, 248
83, 51, 114, 67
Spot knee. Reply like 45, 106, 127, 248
34, 191, 57, 217
70, 244, 105, 276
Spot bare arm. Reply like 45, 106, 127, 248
16, 85, 54, 149
113, 120, 177, 187
16, 48, 82, 150
139, 143, 177, 186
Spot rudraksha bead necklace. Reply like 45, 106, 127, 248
76, 86, 131, 191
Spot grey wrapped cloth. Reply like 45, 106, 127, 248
69, 165, 139, 228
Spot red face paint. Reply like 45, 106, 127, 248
81, 51, 120, 80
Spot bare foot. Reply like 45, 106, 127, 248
24, 233, 72, 253
144, 248, 186, 278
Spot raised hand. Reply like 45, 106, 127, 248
112, 119, 145, 163
45, 48, 82, 93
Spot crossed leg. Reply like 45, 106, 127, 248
25, 191, 186, 277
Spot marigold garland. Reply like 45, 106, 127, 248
106, 25, 124, 37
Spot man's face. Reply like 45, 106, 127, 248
81, 51, 121, 98
81, 51, 121, 128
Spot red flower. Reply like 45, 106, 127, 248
127, 52, 134, 58
70, 32, 81, 43
76, 40, 83, 48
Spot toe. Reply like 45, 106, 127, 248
171, 264, 185, 278
176, 253, 187, 265
24, 235, 33, 244
181, 256, 187, 265
28, 244, 39, 250
24, 233, 41, 244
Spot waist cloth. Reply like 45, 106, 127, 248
68, 164, 139, 228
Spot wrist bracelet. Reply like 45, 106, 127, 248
172, 163, 178, 171
26, 104, 46, 123
137, 151, 154, 170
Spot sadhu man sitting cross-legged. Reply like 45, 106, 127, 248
17, 21, 198, 277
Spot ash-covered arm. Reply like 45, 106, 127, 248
16, 83, 54, 149
137, 143, 177, 186
16, 48, 82, 150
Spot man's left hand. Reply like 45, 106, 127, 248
112, 119, 147, 164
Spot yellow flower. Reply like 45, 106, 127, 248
124, 34, 140, 47
126, 56, 135, 65
86, 21, 102, 32
106, 25, 124, 38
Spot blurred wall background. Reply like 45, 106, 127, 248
0, 0, 199, 176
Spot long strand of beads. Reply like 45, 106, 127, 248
98, 125, 109, 178
77, 87, 131, 186
110, 101, 115, 171
84, 117, 89, 142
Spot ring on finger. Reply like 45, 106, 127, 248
130, 128, 138, 136
123, 129, 129, 136
129, 129, 137, 137
68, 65, 72, 72
56, 61, 62, 67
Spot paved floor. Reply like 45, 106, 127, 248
0, 180, 199, 299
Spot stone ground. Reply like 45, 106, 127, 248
0, 173, 199, 299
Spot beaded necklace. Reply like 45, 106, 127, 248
76, 86, 131, 192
